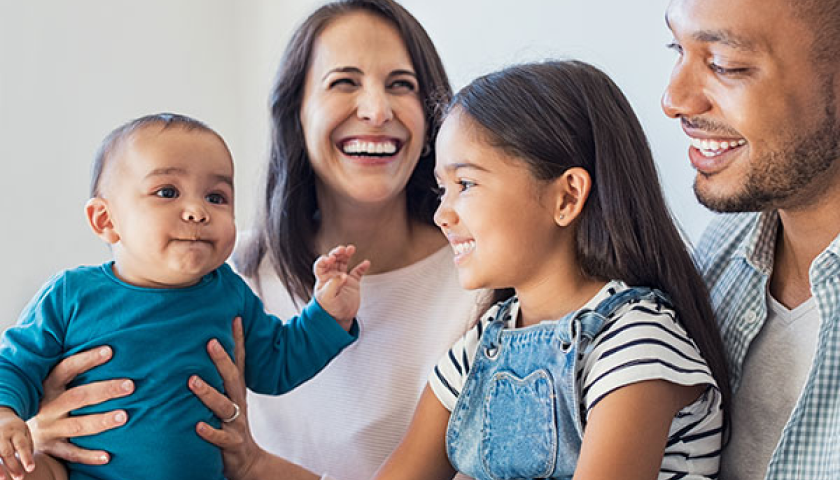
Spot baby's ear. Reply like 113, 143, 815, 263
552, 167, 592, 227
85, 198, 119, 244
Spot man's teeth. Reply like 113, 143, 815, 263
342, 140, 398, 155
690, 137, 747, 157
452, 240, 476, 256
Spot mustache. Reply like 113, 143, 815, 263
681, 117, 742, 137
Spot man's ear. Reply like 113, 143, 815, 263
85, 198, 119, 244
552, 167, 592, 227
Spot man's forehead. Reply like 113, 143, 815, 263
664, 0, 788, 53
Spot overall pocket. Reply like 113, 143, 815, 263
481, 369, 557, 479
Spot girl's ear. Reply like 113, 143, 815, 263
85, 198, 120, 244
553, 167, 592, 227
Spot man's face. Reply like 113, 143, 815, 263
662, 0, 840, 212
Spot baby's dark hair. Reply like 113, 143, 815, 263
446, 60, 731, 421
90, 113, 223, 198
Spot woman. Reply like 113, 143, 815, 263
25, 1, 480, 479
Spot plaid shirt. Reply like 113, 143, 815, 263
695, 211, 840, 480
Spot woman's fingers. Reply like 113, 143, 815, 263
43, 440, 111, 466
36, 380, 133, 421
195, 421, 241, 449
189, 376, 237, 420
41, 347, 113, 401
232, 318, 246, 390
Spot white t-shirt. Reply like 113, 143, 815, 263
430, 281, 724, 479
720, 296, 819, 480
242, 246, 482, 480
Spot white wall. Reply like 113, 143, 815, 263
0, 0, 712, 331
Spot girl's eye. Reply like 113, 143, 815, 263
432, 185, 445, 199
206, 193, 228, 205
458, 180, 476, 192
155, 187, 179, 199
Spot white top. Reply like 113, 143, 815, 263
431, 281, 724, 479
720, 295, 819, 480
242, 246, 482, 480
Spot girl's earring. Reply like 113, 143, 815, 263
557, 214, 565, 220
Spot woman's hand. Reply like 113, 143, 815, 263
190, 317, 260, 480
27, 346, 133, 465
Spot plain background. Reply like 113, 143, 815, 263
0, 0, 714, 331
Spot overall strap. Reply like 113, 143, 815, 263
576, 287, 672, 341
481, 297, 517, 353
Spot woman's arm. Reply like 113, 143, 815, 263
373, 385, 455, 480
27, 347, 132, 465
573, 380, 705, 480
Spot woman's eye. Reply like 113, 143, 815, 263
206, 193, 227, 205
329, 78, 357, 88
390, 79, 417, 91
432, 185, 445, 199
155, 187, 179, 199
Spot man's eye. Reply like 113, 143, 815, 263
206, 193, 227, 205
155, 187, 178, 199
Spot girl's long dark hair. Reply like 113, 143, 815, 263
235, 0, 451, 303
450, 60, 731, 420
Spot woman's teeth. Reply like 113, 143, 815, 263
691, 137, 747, 157
342, 140, 398, 156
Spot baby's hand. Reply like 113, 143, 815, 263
313, 245, 371, 331
0, 407, 35, 479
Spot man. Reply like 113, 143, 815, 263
662, 0, 840, 478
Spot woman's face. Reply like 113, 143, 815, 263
300, 11, 427, 211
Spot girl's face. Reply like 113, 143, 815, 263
433, 110, 565, 292
299, 11, 426, 211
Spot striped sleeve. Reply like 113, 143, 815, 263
429, 305, 499, 411
580, 299, 716, 417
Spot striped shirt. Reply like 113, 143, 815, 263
430, 281, 723, 479
696, 211, 840, 480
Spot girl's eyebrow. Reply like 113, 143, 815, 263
434, 162, 491, 180
445, 162, 490, 173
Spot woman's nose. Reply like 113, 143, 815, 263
356, 88, 394, 126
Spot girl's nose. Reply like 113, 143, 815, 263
433, 200, 456, 229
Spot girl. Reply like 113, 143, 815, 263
375, 60, 730, 480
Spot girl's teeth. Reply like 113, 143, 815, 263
452, 240, 475, 255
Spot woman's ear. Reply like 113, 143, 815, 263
552, 167, 592, 226
85, 198, 120, 244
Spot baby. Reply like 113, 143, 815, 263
0, 113, 369, 480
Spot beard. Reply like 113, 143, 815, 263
696, 80, 840, 213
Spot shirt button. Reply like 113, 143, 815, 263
744, 310, 758, 324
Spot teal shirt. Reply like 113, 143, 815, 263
0, 262, 357, 480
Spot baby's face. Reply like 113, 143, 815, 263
100, 127, 236, 288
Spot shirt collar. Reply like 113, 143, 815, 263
733, 210, 779, 276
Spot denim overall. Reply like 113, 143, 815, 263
446, 287, 669, 480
